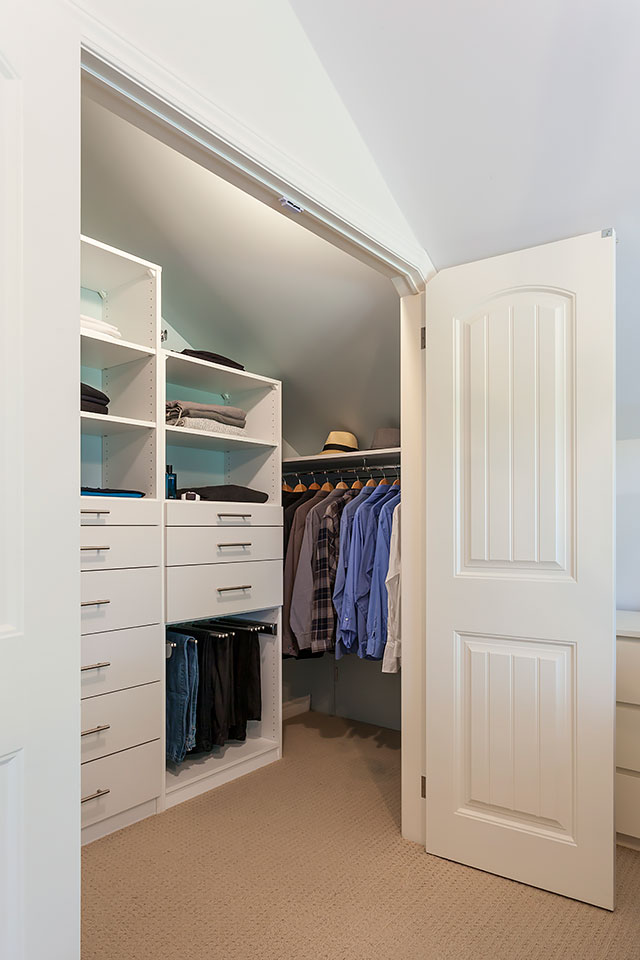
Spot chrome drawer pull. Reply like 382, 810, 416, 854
217, 542, 252, 548
217, 513, 252, 519
81, 599, 111, 607
217, 584, 251, 592
80, 509, 110, 515
81, 724, 111, 737
81, 661, 111, 672
81, 545, 111, 551
81, 787, 110, 804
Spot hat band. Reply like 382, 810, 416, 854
322, 442, 357, 453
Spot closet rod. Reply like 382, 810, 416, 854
283, 464, 401, 477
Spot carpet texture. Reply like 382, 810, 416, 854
82, 713, 640, 960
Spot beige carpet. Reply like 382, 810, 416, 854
82, 713, 640, 960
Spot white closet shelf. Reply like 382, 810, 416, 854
165, 424, 277, 452
164, 350, 278, 396
283, 446, 401, 471
81, 412, 156, 437
81, 330, 156, 369
165, 737, 279, 804
81, 235, 159, 292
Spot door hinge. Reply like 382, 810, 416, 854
421, 775, 427, 799
420, 326, 426, 349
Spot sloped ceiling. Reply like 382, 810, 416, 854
291, 0, 640, 437
81, 96, 400, 457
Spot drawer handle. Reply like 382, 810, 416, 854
218, 542, 252, 548
81, 787, 110, 804
217, 513, 252, 519
81, 599, 111, 607
80, 509, 110, 515
81, 661, 111, 672
217, 584, 252, 593
81, 545, 111, 551
81, 723, 111, 737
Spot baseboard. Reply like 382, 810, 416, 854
282, 695, 311, 721
617, 832, 640, 851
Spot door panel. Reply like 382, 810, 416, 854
426, 232, 615, 909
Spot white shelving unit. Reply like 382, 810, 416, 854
80, 236, 283, 838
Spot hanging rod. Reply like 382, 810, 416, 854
283, 464, 400, 478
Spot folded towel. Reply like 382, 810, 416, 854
82, 486, 145, 498
175, 485, 268, 503
166, 400, 246, 427
81, 383, 111, 405
81, 400, 110, 415
80, 314, 122, 338
180, 349, 244, 371
169, 417, 246, 436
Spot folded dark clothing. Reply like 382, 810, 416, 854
176, 484, 268, 503
81, 487, 145, 497
81, 382, 110, 405
81, 400, 109, 415
180, 349, 244, 371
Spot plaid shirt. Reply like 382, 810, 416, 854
310, 492, 356, 653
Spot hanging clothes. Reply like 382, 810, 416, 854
310, 490, 358, 654
282, 489, 330, 656
382, 503, 402, 674
332, 485, 375, 654
366, 495, 401, 661
165, 631, 199, 764
354, 486, 400, 658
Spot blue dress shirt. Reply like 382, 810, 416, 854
354, 487, 400, 657
338, 485, 391, 656
333, 486, 373, 655
366, 495, 401, 660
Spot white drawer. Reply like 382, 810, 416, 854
616, 770, 640, 838
616, 703, 640, 772
166, 525, 282, 567
81, 625, 163, 699
81, 525, 160, 571
165, 500, 282, 527
166, 559, 282, 622
81, 740, 162, 829
81, 496, 161, 526
81, 683, 162, 764
81, 567, 162, 635
617, 636, 640, 705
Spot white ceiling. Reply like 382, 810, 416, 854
81, 95, 400, 456
291, 0, 640, 436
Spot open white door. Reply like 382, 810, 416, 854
425, 231, 616, 908
0, 3, 81, 957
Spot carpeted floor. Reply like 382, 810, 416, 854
82, 712, 640, 960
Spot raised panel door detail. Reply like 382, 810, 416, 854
455, 632, 575, 841
455, 288, 575, 579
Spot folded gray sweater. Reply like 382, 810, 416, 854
166, 400, 246, 427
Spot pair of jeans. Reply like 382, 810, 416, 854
166, 631, 199, 764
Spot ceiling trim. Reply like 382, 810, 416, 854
79, 35, 431, 297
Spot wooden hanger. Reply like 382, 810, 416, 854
321, 480, 334, 491
308, 473, 321, 490
393, 476, 401, 486
293, 475, 307, 492
282, 480, 293, 492
378, 475, 390, 485
351, 478, 364, 489
336, 478, 349, 489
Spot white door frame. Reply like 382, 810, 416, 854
78, 36, 430, 845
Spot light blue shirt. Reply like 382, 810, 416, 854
333, 486, 373, 656
366, 495, 401, 660
338, 485, 391, 656
355, 487, 400, 657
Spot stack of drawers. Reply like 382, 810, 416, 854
165, 501, 283, 622
80, 498, 163, 838
616, 611, 640, 841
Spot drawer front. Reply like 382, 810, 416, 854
617, 636, 640, 705
81, 567, 162, 635
166, 559, 282, 622
81, 496, 161, 526
166, 525, 282, 567
81, 625, 163, 699
81, 683, 162, 764
616, 770, 640, 838
616, 703, 640, 772
165, 500, 282, 527
81, 740, 162, 829
81, 525, 160, 571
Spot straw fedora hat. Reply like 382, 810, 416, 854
318, 430, 359, 455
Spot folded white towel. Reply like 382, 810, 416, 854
80, 314, 122, 337
170, 418, 246, 436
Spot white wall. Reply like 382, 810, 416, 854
72, 0, 428, 276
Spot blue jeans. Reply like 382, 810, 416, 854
166, 631, 199, 764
